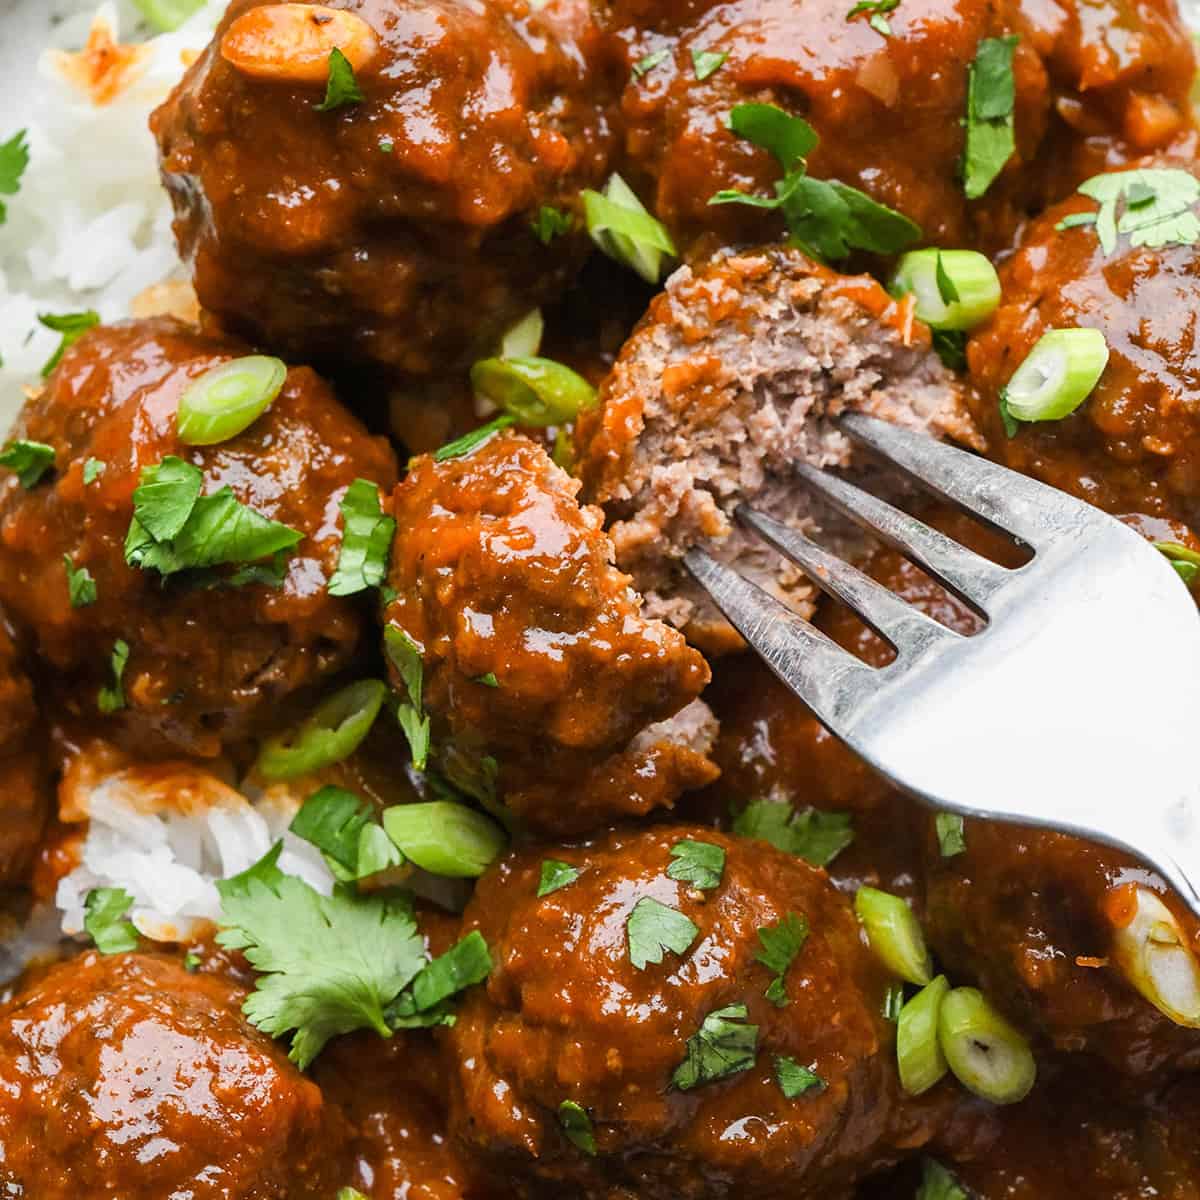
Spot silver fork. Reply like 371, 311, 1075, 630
685, 413, 1200, 920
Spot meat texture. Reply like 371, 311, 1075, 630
385, 431, 716, 834
577, 246, 978, 651
0, 318, 398, 758
0, 618, 46, 887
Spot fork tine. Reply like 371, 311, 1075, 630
683, 547, 876, 727
735, 505, 959, 660
840, 412, 1073, 547
791, 463, 1010, 610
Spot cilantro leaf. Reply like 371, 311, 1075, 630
538, 858, 581, 896
932, 328, 968, 371
0, 439, 55, 488
475, 672, 499, 688
314, 48, 365, 113
1055, 211, 1098, 232
917, 1158, 970, 1200
290, 786, 403, 882
935, 251, 960, 304
756, 912, 809, 1006
0, 129, 29, 226
39, 310, 100, 377
64, 555, 97, 608
775, 1054, 826, 1098
84, 886, 138, 954
1077, 168, 1200, 255
393, 930, 492, 1018
130, 456, 203, 541
626, 896, 699, 970
83, 457, 106, 485
531, 205, 573, 244
633, 48, 669, 78
727, 103, 818, 172
433, 414, 516, 462
384, 624, 431, 770
935, 812, 966, 857
666, 839, 725, 891
216, 847, 428, 1068
847, 0, 898, 35
558, 1100, 597, 1155
691, 48, 728, 81
671, 1003, 759, 1091
396, 703, 432, 772
328, 478, 395, 596
732, 799, 854, 866
997, 391, 1020, 438
98, 639, 130, 714
963, 36, 1018, 200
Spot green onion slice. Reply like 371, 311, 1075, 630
256, 679, 386, 781
582, 173, 676, 284
854, 886, 933, 985
499, 309, 544, 359
177, 356, 287, 446
1000, 328, 1108, 423
938, 987, 1036, 1104
891, 249, 1001, 331
897, 974, 950, 1095
470, 357, 596, 427
381, 801, 506, 878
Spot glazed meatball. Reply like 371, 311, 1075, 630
0, 618, 46, 887
0, 318, 398, 757
968, 158, 1200, 523
153, 0, 615, 375
385, 431, 716, 833
576, 246, 978, 651
0, 951, 345, 1199
445, 825, 937, 1199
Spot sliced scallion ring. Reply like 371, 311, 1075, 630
897, 974, 950, 1095
381, 801, 506, 878
176, 355, 287, 446
854, 886, 933, 985
890, 249, 1001, 331
1000, 328, 1109, 423
499, 309, 544, 359
582, 173, 676, 284
256, 679, 387, 781
938, 987, 1036, 1104
1155, 541, 1200, 587
470, 357, 596, 427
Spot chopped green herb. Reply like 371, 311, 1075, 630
328, 479, 395, 596
38, 310, 100, 377
756, 912, 809, 1006
732, 799, 854, 867
1077, 168, 1200, 255
396, 703, 432, 772
847, 0, 898, 35
633, 48, 669, 78
475, 672, 500, 688
997, 391, 1020, 438
379, 139, 394, 153
64, 555, 97, 608
531, 205, 573, 244
98, 638, 130, 714
774, 1054, 826, 1098
1056, 211, 1098, 232
627, 896, 699, 970
935, 812, 966, 857
384, 624, 430, 771
83, 457, 106, 485
932, 329, 968, 371
0, 129, 30, 226
916, 1158, 970, 1200
337, 1189, 369, 1200
671, 1003, 759, 1091
388, 930, 492, 1025
0, 439, 55, 488
290, 786, 403, 882
934, 251, 960, 305
558, 1100, 597, 1155
538, 858, 581, 897
433, 414, 516, 462
883, 982, 906, 1021
691, 48, 728, 81
84, 886, 138, 954
962, 36, 1018, 200
184, 951, 202, 971
666, 839, 725, 891
131, 0, 205, 31
314, 47, 365, 112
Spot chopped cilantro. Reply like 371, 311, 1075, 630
0, 129, 30, 226
84, 886, 138, 954
932, 328, 968, 371
671, 1003, 759, 1091
1055, 210, 1098, 232
475, 672, 500, 688
97, 638, 130, 714
83, 457, 106, 485
290, 786, 403, 882
691, 48, 728, 80
337, 1190, 369, 1200
558, 1100, 597, 1155
328, 478, 395, 596
997, 391, 1020, 438
384, 624, 431, 771
388, 930, 492, 1024
775, 1054, 826, 1098
433, 414, 516, 462
538, 858, 580, 896
962, 36, 1018, 200
0, 439, 55, 488
710, 103, 920, 261
1077, 168, 1200, 255
183, 951, 202, 972
847, 0, 898, 35
666, 839, 725, 891
38, 310, 100, 377
732, 799, 854, 866
64, 555, 97, 608
935, 812, 966, 857
626, 896, 699, 970
633, 48, 669, 78
917, 1158, 970, 1200
756, 912, 809, 1006
314, 48, 365, 112
935, 251, 960, 304
531, 205, 573, 244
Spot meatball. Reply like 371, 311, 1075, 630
152, 0, 615, 375
0, 318, 398, 757
385, 430, 715, 833
445, 825, 937, 1199
0, 618, 47, 887
576, 246, 978, 652
0, 951, 345, 1198
967, 158, 1200, 523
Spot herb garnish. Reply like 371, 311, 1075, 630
314, 47, 365, 112
666, 839, 725, 891
83, 457, 106, 485
64, 555, 97, 608
38, 310, 100, 377
691, 48, 728, 80
633, 48, 669, 78
98, 638, 130, 714
732, 799, 854, 867
671, 1003, 759, 1090
774, 1054, 826, 1098
756, 912, 809, 1006
83, 886, 138, 954
626, 896, 699, 970
433, 414, 516, 462
384, 625, 431, 771
935, 812, 966, 857
328, 478, 395, 596
290, 786, 403, 882
0, 129, 30, 226
962, 36, 1018, 200
916, 1158, 970, 1200
0, 439, 55, 488
932, 329, 968, 371
1155, 540, 1200, 586
846, 0, 898, 35
1075, 168, 1200, 254
388, 930, 492, 1026
538, 858, 581, 896
558, 1101, 597, 1154
531, 205, 573, 245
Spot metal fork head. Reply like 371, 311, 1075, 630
686, 415, 1200, 918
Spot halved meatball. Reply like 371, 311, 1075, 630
0, 951, 345, 1198
0, 617, 47, 887
385, 431, 715, 833
152, 0, 616, 375
0, 317, 398, 757
576, 246, 978, 651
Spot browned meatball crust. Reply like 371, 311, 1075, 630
385, 431, 715, 833
445, 825, 937, 1199
0, 618, 46, 887
0, 317, 398, 757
